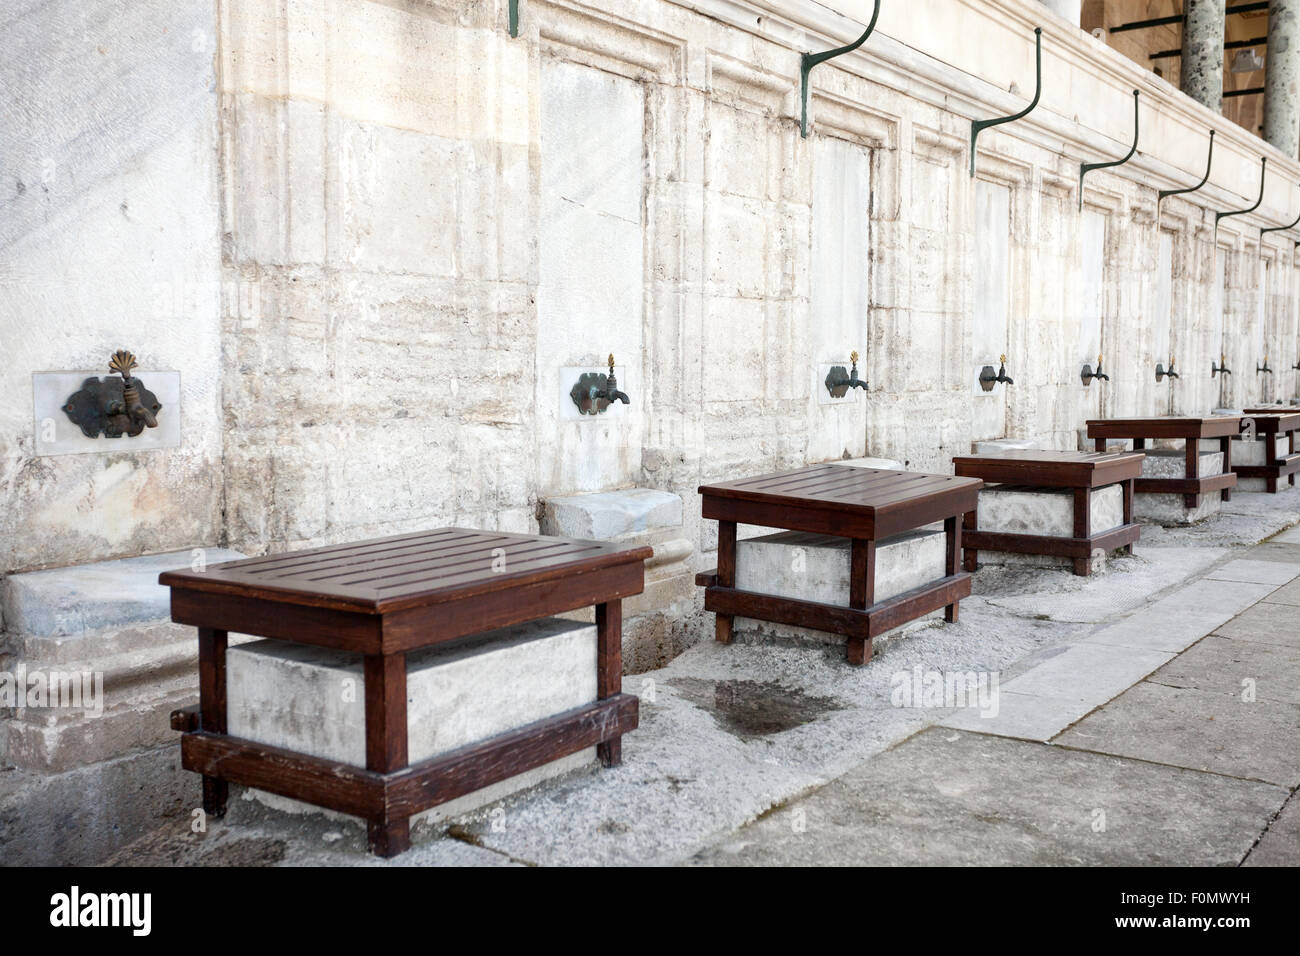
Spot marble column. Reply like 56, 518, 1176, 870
1265, 0, 1300, 156
1181, 0, 1225, 111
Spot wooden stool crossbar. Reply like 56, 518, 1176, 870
952, 449, 1142, 576
1086, 416, 1239, 509
160, 528, 650, 857
1238, 410, 1300, 493
695, 465, 981, 665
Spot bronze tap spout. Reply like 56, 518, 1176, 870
109, 350, 158, 428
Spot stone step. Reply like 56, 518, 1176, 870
732, 527, 947, 646
974, 484, 1124, 571
226, 616, 600, 827
1135, 449, 1225, 524
1, 548, 246, 773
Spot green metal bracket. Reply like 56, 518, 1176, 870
1260, 186, 1300, 239
1158, 129, 1214, 206
509, 0, 519, 37
800, 0, 881, 138
1215, 157, 1267, 231
970, 27, 1042, 178
1079, 90, 1139, 211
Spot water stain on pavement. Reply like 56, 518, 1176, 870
669, 678, 842, 739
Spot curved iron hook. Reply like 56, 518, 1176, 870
1215, 157, 1267, 231
970, 27, 1042, 177
1079, 90, 1140, 210
1260, 183, 1300, 239
800, 0, 882, 138
1158, 130, 1214, 205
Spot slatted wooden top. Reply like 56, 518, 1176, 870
159, 528, 653, 615
699, 464, 980, 540
952, 449, 1144, 488
1242, 410, 1300, 432
1086, 416, 1241, 440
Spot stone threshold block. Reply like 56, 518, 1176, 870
972, 484, 1124, 574
227, 617, 598, 828
540, 487, 691, 673
731, 528, 946, 648
1, 548, 246, 773
1135, 449, 1225, 525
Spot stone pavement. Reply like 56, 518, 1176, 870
104, 497, 1300, 866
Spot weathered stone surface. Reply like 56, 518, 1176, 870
227, 616, 600, 824
971, 438, 1038, 454
541, 488, 682, 540
228, 618, 598, 766
688, 729, 1286, 866
731, 528, 947, 647
1056, 680, 1300, 787
2, 549, 244, 637
978, 484, 1122, 536
1244, 793, 1300, 866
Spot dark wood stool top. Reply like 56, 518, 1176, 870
1086, 416, 1241, 440
160, 528, 652, 655
952, 449, 1144, 488
698, 464, 981, 540
1241, 410, 1300, 432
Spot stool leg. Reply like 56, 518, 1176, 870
596, 600, 624, 767
1071, 487, 1091, 576
944, 515, 961, 622
1184, 440, 1200, 510
197, 627, 228, 818
962, 509, 978, 572
1220, 436, 1233, 501
1121, 478, 1135, 554
365, 652, 409, 857
847, 539, 875, 665
715, 520, 736, 644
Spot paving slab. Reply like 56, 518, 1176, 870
1238, 542, 1300, 563
688, 729, 1286, 866
977, 547, 1227, 623
1082, 579, 1276, 654
939, 690, 1098, 742
1146, 636, 1300, 706
1055, 681, 1300, 787
1204, 558, 1300, 585
1243, 792, 1300, 867
1214, 602, 1300, 648
997, 643, 1173, 704
1270, 524, 1300, 544
1262, 578, 1300, 607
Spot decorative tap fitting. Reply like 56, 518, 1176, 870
978, 354, 1014, 391
570, 354, 630, 415
1257, 353, 1273, 375
62, 349, 162, 439
1080, 353, 1109, 386
1212, 353, 1232, 378
824, 350, 869, 397
1156, 356, 1180, 383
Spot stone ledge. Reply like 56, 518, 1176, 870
2, 548, 246, 638
541, 488, 682, 540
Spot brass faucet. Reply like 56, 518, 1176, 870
825, 350, 869, 396
979, 354, 1014, 389
1156, 355, 1179, 383
591, 354, 629, 405
109, 350, 158, 428
1081, 353, 1108, 386
1212, 352, 1232, 378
